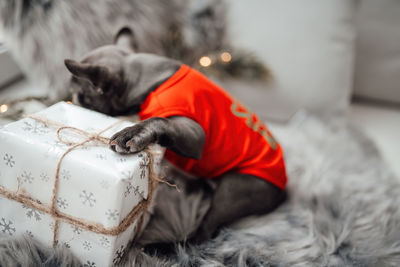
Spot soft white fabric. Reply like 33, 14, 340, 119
354, 0, 400, 104
223, 0, 356, 121
0, 48, 21, 87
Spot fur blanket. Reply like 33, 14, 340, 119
1, 113, 400, 266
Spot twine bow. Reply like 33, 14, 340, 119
56, 126, 110, 146
0, 114, 160, 247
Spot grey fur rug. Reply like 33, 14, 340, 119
1, 114, 400, 266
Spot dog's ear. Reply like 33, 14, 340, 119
114, 27, 137, 53
64, 59, 111, 87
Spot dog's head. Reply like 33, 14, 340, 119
64, 27, 138, 115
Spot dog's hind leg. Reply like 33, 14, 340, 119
138, 172, 212, 247
191, 172, 286, 243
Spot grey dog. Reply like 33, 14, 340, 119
64, 28, 286, 245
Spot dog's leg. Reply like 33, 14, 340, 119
110, 116, 205, 159
191, 172, 286, 243
139, 174, 213, 255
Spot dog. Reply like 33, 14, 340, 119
64, 27, 287, 244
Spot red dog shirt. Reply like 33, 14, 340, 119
139, 65, 287, 190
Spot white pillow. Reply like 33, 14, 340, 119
223, 0, 356, 121
354, 0, 400, 104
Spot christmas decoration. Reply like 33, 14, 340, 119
162, 26, 270, 81
0, 96, 50, 123
196, 49, 271, 80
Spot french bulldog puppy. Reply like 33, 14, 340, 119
64, 27, 287, 244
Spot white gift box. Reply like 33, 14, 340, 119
0, 102, 164, 266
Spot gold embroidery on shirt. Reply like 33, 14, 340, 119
230, 100, 277, 150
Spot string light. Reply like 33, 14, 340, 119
220, 52, 232, 63
0, 104, 8, 113
199, 56, 212, 67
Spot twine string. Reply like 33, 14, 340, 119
49, 120, 121, 246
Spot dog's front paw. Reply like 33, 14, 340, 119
109, 124, 155, 154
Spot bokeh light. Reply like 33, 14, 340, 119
0, 104, 8, 113
220, 52, 232, 63
199, 56, 212, 67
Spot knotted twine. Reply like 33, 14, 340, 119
0, 115, 161, 247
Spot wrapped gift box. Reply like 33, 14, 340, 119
0, 102, 164, 266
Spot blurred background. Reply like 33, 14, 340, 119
0, 0, 399, 176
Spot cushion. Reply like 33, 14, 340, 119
222, 0, 356, 121
353, 0, 400, 104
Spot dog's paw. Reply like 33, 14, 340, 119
109, 124, 154, 154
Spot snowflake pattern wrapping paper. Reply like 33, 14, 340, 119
0, 102, 164, 266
